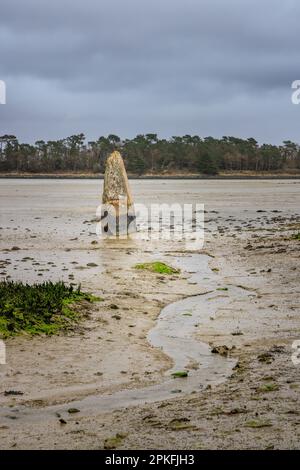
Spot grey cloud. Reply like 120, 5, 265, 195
0, 0, 300, 143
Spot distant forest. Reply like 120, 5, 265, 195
1, 133, 300, 175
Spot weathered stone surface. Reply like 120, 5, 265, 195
101, 151, 136, 236
102, 151, 133, 208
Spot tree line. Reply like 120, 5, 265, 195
0, 133, 300, 175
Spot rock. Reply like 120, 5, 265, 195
4, 390, 24, 396
109, 304, 119, 310
231, 329, 243, 336
101, 151, 136, 237
167, 418, 197, 431
67, 408, 80, 414
227, 408, 247, 415
211, 345, 230, 356
257, 352, 274, 363
270, 345, 285, 354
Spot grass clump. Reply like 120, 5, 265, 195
167, 418, 196, 431
244, 419, 272, 428
171, 371, 189, 378
0, 280, 101, 337
258, 382, 279, 393
134, 262, 180, 275
292, 232, 300, 240
104, 433, 127, 450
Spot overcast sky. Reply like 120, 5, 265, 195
1, 0, 300, 144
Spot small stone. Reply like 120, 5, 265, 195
67, 408, 80, 414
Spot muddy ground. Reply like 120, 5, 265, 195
0, 179, 299, 449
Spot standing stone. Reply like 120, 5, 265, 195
101, 150, 136, 236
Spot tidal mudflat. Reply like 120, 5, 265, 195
0, 179, 300, 449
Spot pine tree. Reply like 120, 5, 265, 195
197, 150, 218, 175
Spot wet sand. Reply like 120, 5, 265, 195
0, 179, 300, 449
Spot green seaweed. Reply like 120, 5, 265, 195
171, 371, 189, 378
244, 419, 272, 428
134, 262, 180, 275
258, 382, 279, 393
104, 433, 127, 450
0, 280, 102, 337
292, 232, 300, 240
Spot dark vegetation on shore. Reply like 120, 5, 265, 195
0, 281, 101, 337
1, 134, 300, 175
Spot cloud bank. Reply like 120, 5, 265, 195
0, 0, 299, 143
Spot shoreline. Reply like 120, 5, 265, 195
1, 172, 300, 180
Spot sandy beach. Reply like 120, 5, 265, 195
0, 178, 299, 449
